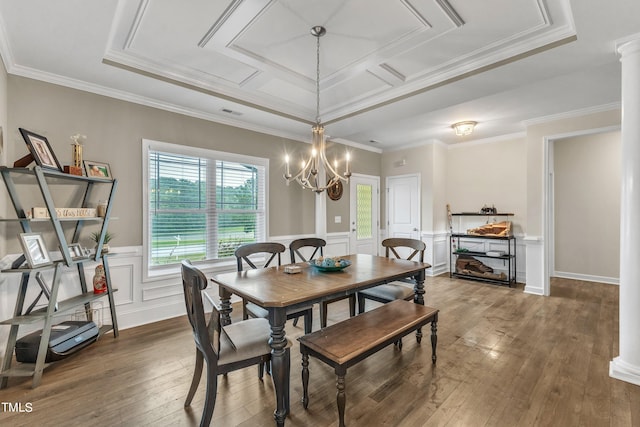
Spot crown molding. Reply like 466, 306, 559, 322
522, 102, 621, 127
5, 63, 313, 144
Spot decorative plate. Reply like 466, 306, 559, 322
327, 179, 343, 201
309, 259, 351, 272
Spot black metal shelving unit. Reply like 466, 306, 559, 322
449, 213, 516, 287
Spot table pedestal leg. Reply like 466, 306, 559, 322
413, 270, 426, 305
268, 308, 289, 426
414, 270, 426, 343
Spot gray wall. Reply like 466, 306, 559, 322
554, 131, 621, 279
4, 75, 379, 252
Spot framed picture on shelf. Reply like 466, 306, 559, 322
19, 233, 53, 268
65, 243, 89, 260
19, 128, 62, 171
83, 160, 112, 179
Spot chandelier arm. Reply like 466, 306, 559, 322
317, 138, 350, 182
285, 155, 314, 182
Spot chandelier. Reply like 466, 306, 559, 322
284, 26, 352, 193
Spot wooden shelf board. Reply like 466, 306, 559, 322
0, 289, 118, 325
451, 212, 514, 216
451, 233, 515, 240
0, 363, 53, 377
453, 251, 513, 259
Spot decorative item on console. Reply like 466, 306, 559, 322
480, 204, 497, 214
456, 256, 507, 281
467, 221, 512, 237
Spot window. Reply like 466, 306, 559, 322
143, 140, 267, 274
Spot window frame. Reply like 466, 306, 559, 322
142, 139, 269, 281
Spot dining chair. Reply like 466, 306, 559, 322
357, 238, 426, 312
289, 238, 356, 328
235, 242, 314, 334
181, 260, 283, 427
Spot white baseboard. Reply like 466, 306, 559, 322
610, 357, 640, 386
553, 271, 619, 285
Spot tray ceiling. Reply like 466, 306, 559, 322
0, 0, 634, 148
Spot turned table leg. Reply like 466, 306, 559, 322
431, 313, 438, 364
301, 352, 309, 408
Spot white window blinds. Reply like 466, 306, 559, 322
147, 145, 266, 268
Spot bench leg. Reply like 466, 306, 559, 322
335, 368, 347, 427
301, 351, 310, 409
431, 315, 438, 364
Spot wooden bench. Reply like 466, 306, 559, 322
298, 299, 439, 427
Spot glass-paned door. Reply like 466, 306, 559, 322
349, 174, 379, 255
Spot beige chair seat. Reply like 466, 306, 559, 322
218, 317, 273, 365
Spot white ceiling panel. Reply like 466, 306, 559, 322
0, 0, 634, 149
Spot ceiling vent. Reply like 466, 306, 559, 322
221, 108, 242, 116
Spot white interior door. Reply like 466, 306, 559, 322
387, 174, 421, 240
349, 174, 380, 255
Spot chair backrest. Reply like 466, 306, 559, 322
181, 260, 220, 360
234, 242, 286, 272
289, 238, 326, 263
382, 238, 425, 262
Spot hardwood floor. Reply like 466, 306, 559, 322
1, 276, 639, 426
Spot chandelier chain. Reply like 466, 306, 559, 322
316, 33, 321, 124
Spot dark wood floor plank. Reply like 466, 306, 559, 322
1, 275, 638, 427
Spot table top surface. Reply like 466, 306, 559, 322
210, 253, 430, 308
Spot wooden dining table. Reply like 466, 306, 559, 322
210, 253, 431, 427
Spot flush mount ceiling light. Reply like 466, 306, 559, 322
283, 26, 351, 193
452, 121, 477, 136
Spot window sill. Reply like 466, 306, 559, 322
144, 258, 238, 283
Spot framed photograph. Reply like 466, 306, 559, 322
83, 160, 112, 179
65, 243, 88, 260
19, 128, 62, 171
19, 233, 53, 268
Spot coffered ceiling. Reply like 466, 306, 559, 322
0, 0, 636, 150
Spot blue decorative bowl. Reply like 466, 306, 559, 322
308, 259, 351, 272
